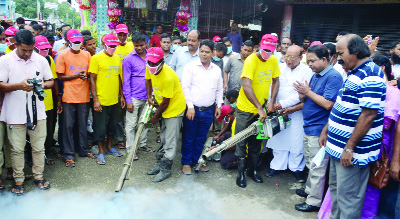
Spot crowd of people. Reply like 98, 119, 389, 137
0, 17, 400, 218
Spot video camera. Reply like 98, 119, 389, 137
27, 78, 46, 101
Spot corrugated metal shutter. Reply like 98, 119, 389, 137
291, 4, 400, 52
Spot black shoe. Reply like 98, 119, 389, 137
236, 157, 247, 188
292, 170, 305, 183
265, 169, 280, 177
296, 189, 308, 198
295, 202, 319, 212
247, 155, 263, 183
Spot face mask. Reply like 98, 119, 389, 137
171, 45, 181, 52
119, 39, 126, 44
71, 42, 82, 51
147, 62, 163, 75
260, 49, 272, 61
105, 45, 117, 56
223, 115, 231, 124
213, 56, 221, 62
230, 103, 236, 108
6, 38, 14, 47
0, 43, 7, 53
227, 46, 232, 55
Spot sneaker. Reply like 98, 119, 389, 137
182, 165, 192, 175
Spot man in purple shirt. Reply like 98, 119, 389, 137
123, 32, 149, 153
227, 22, 243, 53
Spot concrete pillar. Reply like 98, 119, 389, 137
280, 5, 293, 40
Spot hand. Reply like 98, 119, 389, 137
390, 159, 400, 181
57, 100, 63, 114
20, 79, 34, 92
215, 107, 221, 118
93, 100, 102, 112
281, 106, 295, 115
79, 71, 87, 80
150, 116, 159, 124
318, 131, 328, 148
388, 80, 397, 86
148, 97, 156, 106
257, 107, 267, 122
340, 150, 354, 167
120, 97, 126, 109
363, 35, 371, 43
293, 80, 311, 96
213, 135, 220, 141
266, 102, 275, 114
274, 102, 282, 111
224, 83, 228, 91
126, 103, 134, 113
208, 146, 217, 151
369, 36, 379, 54
186, 108, 195, 120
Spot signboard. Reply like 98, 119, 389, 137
289, 0, 400, 4
0, 15, 6, 19
44, 2, 58, 10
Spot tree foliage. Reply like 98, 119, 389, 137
15, 0, 81, 27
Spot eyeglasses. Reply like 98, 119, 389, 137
284, 55, 301, 61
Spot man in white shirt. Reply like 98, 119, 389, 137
181, 39, 224, 175
53, 24, 71, 52
390, 41, 400, 78
266, 45, 313, 183
324, 42, 347, 81
169, 30, 200, 80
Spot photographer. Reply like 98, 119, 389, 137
0, 29, 54, 195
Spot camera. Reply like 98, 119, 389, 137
27, 78, 47, 101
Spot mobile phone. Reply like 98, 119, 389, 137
367, 36, 373, 45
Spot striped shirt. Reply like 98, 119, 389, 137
326, 59, 386, 167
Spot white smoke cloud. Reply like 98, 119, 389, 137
0, 180, 223, 219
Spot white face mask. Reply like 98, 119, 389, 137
105, 45, 117, 56
71, 42, 82, 51
147, 61, 163, 75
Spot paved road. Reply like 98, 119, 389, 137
0, 128, 318, 219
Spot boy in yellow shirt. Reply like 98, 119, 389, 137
145, 47, 186, 182
89, 34, 126, 165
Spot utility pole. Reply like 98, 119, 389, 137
72, 13, 74, 28
37, 0, 40, 20
66, 12, 68, 24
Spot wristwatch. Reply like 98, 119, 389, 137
344, 148, 354, 153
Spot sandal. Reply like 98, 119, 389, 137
34, 179, 50, 190
65, 159, 75, 167
96, 154, 106, 165
80, 153, 97, 159
12, 183, 24, 196
156, 136, 161, 143
118, 141, 126, 149
105, 148, 123, 157
45, 157, 55, 165
138, 145, 155, 152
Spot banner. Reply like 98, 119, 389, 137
44, 2, 58, 10
289, 0, 400, 4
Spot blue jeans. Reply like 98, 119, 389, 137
181, 107, 213, 165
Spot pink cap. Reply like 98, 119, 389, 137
116, 24, 129, 34
67, 29, 83, 43
218, 105, 233, 123
260, 34, 278, 52
310, 41, 323, 47
103, 34, 119, 47
213, 35, 222, 42
145, 47, 164, 63
35, 35, 52, 49
5, 26, 18, 36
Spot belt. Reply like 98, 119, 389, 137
194, 105, 213, 111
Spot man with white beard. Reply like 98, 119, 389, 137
266, 45, 313, 183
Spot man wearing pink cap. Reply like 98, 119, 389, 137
145, 47, 186, 182
34, 35, 62, 165
0, 29, 54, 194
4, 26, 18, 53
234, 34, 280, 188
56, 29, 95, 167
114, 24, 134, 149
89, 34, 126, 165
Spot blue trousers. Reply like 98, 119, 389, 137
181, 107, 213, 165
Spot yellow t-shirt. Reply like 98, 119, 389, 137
88, 51, 122, 106
5, 46, 12, 54
115, 42, 134, 63
236, 53, 280, 114
145, 64, 186, 118
44, 56, 58, 111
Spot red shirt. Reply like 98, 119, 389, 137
150, 34, 161, 47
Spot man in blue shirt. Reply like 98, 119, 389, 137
226, 22, 243, 53
320, 34, 386, 218
293, 45, 343, 212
